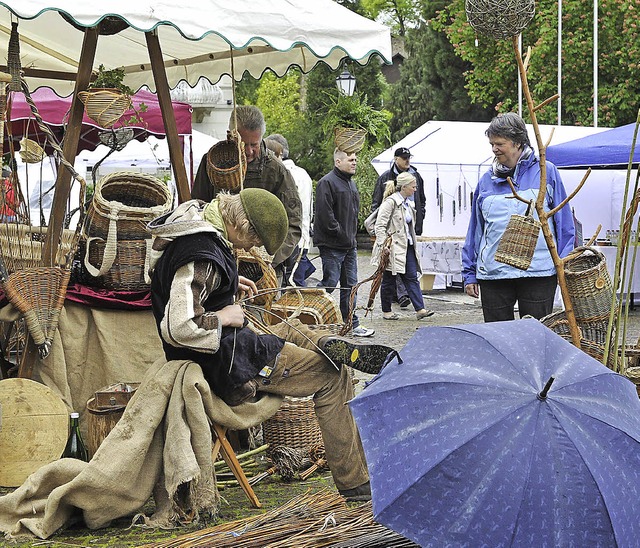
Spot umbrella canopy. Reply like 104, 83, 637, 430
0, 1, 391, 96
7, 88, 192, 154
350, 319, 640, 547
546, 123, 640, 169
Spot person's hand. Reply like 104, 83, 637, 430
237, 275, 258, 301
465, 283, 479, 298
216, 304, 246, 327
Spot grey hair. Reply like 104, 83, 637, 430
229, 105, 266, 137
485, 112, 531, 148
266, 133, 289, 159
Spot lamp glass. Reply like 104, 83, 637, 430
336, 70, 356, 96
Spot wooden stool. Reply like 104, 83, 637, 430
211, 422, 261, 508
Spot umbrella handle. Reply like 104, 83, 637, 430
537, 376, 555, 400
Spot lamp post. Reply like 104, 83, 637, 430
335, 69, 356, 96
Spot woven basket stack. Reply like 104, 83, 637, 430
76, 171, 172, 290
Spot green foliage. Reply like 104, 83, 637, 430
90, 64, 135, 96
255, 71, 302, 138
322, 91, 391, 146
433, 0, 640, 127
353, 145, 385, 230
360, 0, 424, 35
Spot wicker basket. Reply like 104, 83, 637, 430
236, 248, 278, 308
564, 246, 614, 322
495, 203, 540, 271
268, 288, 342, 326
206, 136, 247, 191
78, 89, 133, 129
18, 137, 46, 164
333, 126, 366, 154
80, 237, 152, 291
84, 172, 172, 242
625, 366, 640, 398
262, 396, 323, 457
0, 224, 78, 273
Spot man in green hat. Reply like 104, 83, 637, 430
148, 189, 396, 501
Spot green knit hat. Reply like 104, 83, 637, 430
239, 188, 288, 255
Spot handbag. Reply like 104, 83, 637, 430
364, 207, 379, 236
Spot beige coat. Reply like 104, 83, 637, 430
370, 193, 422, 275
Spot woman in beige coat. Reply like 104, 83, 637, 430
371, 172, 434, 320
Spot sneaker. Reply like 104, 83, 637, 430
351, 326, 375, 337
398, 296, 411, 309
339, 481, 371, 502
319, 336, 398, 375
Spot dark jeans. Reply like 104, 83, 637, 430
478, 275, 557, 322
317, 246, 360, 328
380, 244, 425, 313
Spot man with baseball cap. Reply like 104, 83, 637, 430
371, 146, 427, 308
147, 188, 396, 502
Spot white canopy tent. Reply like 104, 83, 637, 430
371, 121, 611, 239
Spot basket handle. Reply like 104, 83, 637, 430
84, 235, 117, 277
524, 199, 535, 217
564, 245, 605, 263
144, 239, 152, 285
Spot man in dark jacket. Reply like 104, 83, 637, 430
191, 106, 302, 273
148, 188, 396, 501
372, 146, 427, 308
315, 149, 374, 337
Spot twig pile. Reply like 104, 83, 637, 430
140, 489, 419, 547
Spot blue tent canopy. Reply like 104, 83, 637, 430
546, 123, 640, 168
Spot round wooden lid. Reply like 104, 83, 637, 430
0, 378, 69, 487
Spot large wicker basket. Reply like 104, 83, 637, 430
84, 171, 172, 241
268, 288, 342, 326
333, 126, 366, 154
206, 136, 247, 191
78, 89, 133, 129
80, 237, 152, 291
564, 246, 614, 322
262, 396, 323, 457
495, 206, 540, 271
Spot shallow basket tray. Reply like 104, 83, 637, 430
262, 396, 323, 457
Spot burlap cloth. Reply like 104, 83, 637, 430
0, 357, 283, 540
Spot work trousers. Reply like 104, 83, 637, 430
255, 320, 368, 491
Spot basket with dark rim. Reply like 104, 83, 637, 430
262, 396, 323, 457
267, 288, 342, 326
563, 246, 614, 322
206, 136, 247, 191
84, 171, 172, 241
495, 201, 540, 271
236, 248, 277, 309
79, 237, 152, 291
77, 89, 133, 129
333, 126, 366, 154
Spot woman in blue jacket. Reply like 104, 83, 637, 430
462, 113, 575, 322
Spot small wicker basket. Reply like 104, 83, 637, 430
268, 288, 342, 326
206, 136, 247, 191
18, 137, 46, 164
78, 88, 133, 129
262, 396, 323, 457
495, 201, 540, 270
564, 246, 614, 322
334, 126, 366, 154
236, 248, 278, 308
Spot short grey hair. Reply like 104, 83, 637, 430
266, 133, 289, 159
229, 105, 266, 137
485, 112, 531, 148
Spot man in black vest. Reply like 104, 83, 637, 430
148, 188, 396, 502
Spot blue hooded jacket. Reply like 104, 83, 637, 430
462, 151, 575, 286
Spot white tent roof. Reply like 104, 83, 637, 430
2, 1, 391, 96
371, 121, 609, 175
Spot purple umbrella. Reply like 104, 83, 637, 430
350, 318, 640, 547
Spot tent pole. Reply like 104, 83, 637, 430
145, 31, 191, 203
42, 27, 98, 265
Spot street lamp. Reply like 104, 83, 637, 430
336, 69, 356, 96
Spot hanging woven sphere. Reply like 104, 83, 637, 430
465, 0, 535, 40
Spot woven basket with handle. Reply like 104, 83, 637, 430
206, 136, 246, 191
495, 200, 540, 271
78, 88, 133, 129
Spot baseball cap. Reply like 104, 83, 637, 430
394, 147, 412, 158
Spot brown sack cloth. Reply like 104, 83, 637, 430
0, 358, 282, 540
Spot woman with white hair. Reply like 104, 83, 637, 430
371, 171, 434, 321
